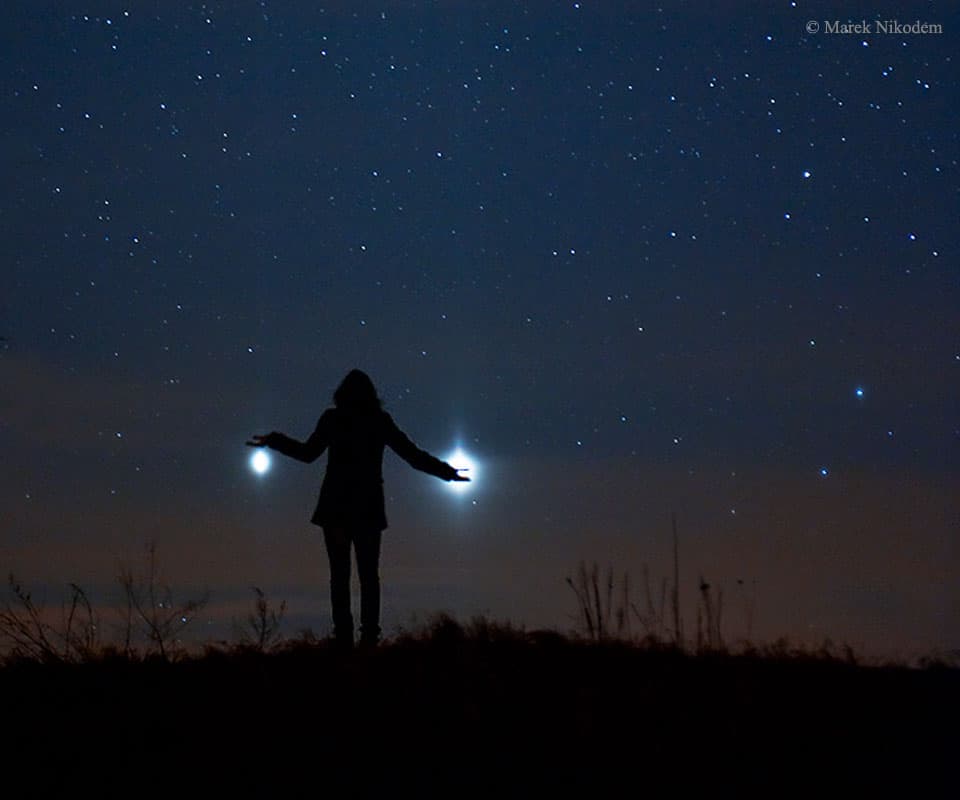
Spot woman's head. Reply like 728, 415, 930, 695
334, 369, 382, 413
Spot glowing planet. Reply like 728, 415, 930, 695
445, 447, 476, 493
250, 449, 271, 475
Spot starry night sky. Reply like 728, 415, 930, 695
2, 2, 957, 657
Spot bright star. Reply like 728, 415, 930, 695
250, 449, 271, 475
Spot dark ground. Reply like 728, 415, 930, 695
2, 621, 956, 797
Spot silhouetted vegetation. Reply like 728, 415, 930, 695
566, 515, 735, 652
231, 585, 287, 652
0, 575, 99, 663
117, 540, 209, 659
1, 528, 956, 794
0, 612, 955, 795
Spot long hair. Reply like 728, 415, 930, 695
333, 369, 382, 414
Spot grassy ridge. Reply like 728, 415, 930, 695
1, 617, 955, 796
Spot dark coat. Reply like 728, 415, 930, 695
266, 408, 457, 531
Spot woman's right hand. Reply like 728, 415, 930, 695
447, 465, 470, 481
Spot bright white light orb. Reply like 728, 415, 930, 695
250, 449, 271, 475
445, 448, 476, 493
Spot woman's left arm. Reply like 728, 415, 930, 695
248, 411, 331, 463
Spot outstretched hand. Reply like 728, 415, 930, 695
450, 468, 470, 482
246, 434, 271, 447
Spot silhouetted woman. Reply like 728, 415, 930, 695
247, 369, 468, 647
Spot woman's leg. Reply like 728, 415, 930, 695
353, 527, 383, 645
323, 526, 353, 645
